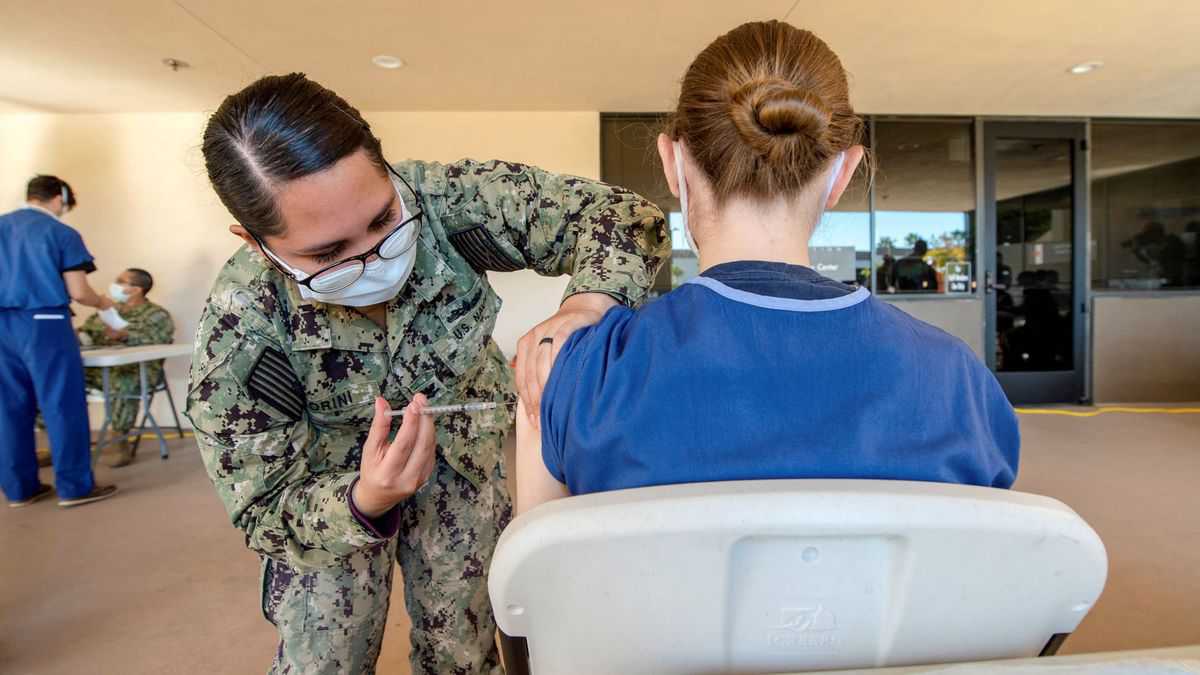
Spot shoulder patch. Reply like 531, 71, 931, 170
247, 347, 306, 421
448, 224, 524, 273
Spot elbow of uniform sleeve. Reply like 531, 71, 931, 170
563, 195, 669, 308
193, 425, 395, 570
238, 471, 396, 570
563, 256, 655, 308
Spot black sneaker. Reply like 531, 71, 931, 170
58, 484, 119, 508
9, 483, 54, 508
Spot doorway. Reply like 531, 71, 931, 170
983, 122, 1088, 404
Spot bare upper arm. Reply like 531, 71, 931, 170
514, 398, 570, 515
62, 269, 89, 298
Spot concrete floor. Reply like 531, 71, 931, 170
1, 409, 1197, 674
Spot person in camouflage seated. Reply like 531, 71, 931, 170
189, 73, 668, 675
77, 267, 174, 467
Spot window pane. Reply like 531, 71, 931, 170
872, 120, 976, 295
994, 138, 1075, 372
600, 114, 677, 296
1091, 122, 1200, 290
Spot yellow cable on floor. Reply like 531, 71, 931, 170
127, 430, 194, 439
37, 432, 195, 456
1015, 406, 1200, 417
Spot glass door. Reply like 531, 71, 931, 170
984, 122, 1088, 404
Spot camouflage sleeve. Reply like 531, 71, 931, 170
186, 296, 392, 570
124, 307, 175, 346
437, 159, 670, 307
78, 313, 108, 345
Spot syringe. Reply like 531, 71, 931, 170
387, 401, 499, 417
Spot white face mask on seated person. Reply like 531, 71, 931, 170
108, 283, 130, 303
672, 140, 846, 257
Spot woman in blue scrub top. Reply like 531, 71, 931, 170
0, 175, 119, 508
515, 21, 1019, 513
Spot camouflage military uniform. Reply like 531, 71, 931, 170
79, 300, 175, 434
186, 159, 668, 675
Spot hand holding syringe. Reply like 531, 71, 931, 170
353, 395, 437, 520
355, 399, 507, 518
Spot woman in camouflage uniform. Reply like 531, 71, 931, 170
187, 73, 668, 674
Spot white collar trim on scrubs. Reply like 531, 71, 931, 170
22, 204, 63, 221
684, 275, 871, 312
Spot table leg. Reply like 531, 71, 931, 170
93, 367, 113, 466
138, 362, 168, 460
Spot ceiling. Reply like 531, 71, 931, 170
2, 1, 1199, 116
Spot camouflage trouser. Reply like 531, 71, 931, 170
261, 450, 511, 675
84, 362, 162, 435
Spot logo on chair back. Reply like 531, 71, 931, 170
767, 605, 839, 651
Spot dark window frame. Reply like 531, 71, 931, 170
600, 114, 1200, 300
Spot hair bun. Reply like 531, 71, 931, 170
730, 78, 831, 152
667, 21, 860, 199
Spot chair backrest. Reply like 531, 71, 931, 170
489, 480, 1107, 675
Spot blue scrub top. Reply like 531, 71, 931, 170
540, 261, 1020, 495
0, 207, 96, 310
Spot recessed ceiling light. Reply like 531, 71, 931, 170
372, 55, 405, 70
1068, 60, 1103, 75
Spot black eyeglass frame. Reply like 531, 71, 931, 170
252, 163, 424, 293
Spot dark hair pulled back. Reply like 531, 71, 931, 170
666, 21, 864, 203
202, 72, 386, 237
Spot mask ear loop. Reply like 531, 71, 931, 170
673, 140, 699, 255
819, 151, 847, 211
60, 185, 69, 213
673, 141, 689, 217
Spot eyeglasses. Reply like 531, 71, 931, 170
255, 164, 423, 294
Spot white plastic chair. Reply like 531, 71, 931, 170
489, 480, 1107, 675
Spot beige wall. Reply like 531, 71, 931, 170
1093, 295, 1200, 402
0, 110, 597, 428
883, 298, 985, 359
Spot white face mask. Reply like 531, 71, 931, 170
265, 177, 421, 307
109, 283, 130, 303
673, 141, 846, 256
289, 249, 418, 307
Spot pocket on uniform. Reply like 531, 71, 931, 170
260, 557, 281, 627
432, 281, 499, 377
31, 312, 79, 350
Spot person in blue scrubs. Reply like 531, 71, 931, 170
515, 21, 1018, 513
0, 175, 119, 508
